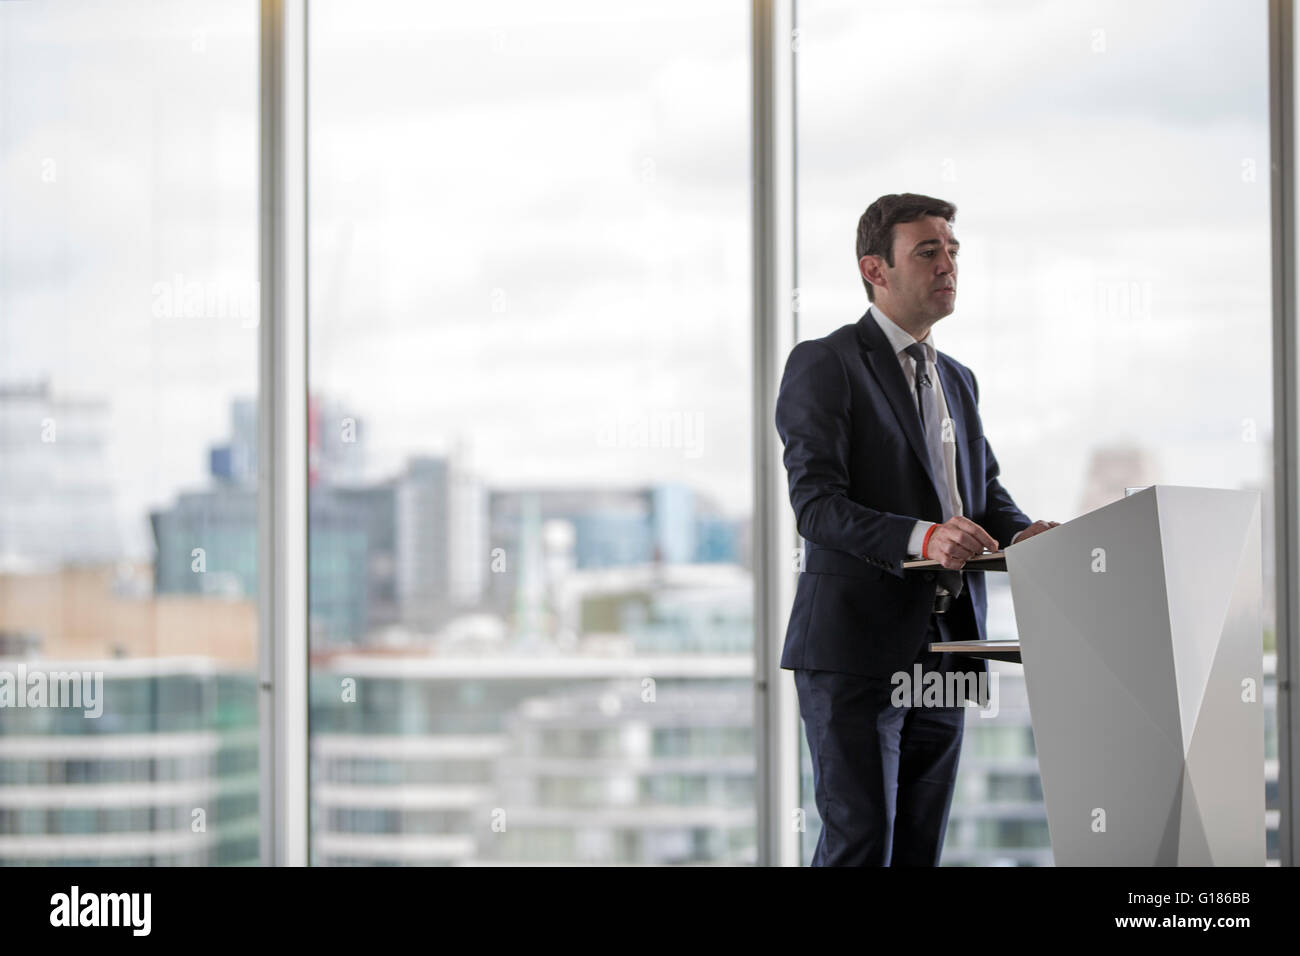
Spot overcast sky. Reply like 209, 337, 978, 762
1, 0, 1274, 558
796, 0, 1272, 524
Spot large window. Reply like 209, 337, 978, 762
305, 0, 754, 865
0, 0, 1288, 870
0, 1, 261, 865
794, 0, 1276, 864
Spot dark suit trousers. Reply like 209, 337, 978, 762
796, 613, 970, 866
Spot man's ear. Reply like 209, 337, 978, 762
859, 254, 885, 290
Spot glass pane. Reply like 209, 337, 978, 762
308, 0, 753, 865
795, 0, 1273, 864
0, 1, 261, 864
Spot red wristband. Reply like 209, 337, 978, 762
921, 523, 939, 560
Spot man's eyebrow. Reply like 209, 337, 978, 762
912, 238, 961, 252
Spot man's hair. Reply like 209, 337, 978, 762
855, 193, 957, 302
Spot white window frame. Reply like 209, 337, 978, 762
258, 0, 310, 867
1269, 0, 1300, 869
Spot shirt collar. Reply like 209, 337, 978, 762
870, 303, 935, 363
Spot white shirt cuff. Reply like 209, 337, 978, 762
907, 520, 935, 558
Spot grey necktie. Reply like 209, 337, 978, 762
903, 341, 963, 601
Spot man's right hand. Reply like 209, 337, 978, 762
924, 516, 999, 570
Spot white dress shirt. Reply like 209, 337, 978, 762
867, 305, 966, 558
869, 305, 1031, 557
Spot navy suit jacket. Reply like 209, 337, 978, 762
774, 308, 1033, 679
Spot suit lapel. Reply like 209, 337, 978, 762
856, 311, 942, 506
935, 356, 972, 516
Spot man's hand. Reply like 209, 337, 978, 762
1011, 520, 1061, 545
924, 516, 999, 570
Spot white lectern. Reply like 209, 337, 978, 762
1003, 485, 1264, 866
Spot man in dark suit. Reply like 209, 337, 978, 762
775, 193, 1058, 866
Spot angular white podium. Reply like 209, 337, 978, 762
1004, 485, 1264, 866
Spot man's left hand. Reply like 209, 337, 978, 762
1011, 520, 1060, 544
